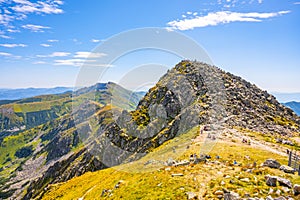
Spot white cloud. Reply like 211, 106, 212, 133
40, 43, 51, 47
167, 10, 291, 30
0, 51, 21, 59
0, 52, 12, 56
0, 0, 63, 36
74, 51, 107, 59
7, 28, 20, 33
54, 59, 94, 66
33, 61, 46, 64
22, 24, 50, 32
47, 39, 59, 42
37, 51, 70, 57
0, 43, 27, 48
294, 2, 300, 5
258, 0, 263, 3
54, 59, 113, 67
0, 34, 12, 39
91, 39, 101, 43
12, 0, 63, 14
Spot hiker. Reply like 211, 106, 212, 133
233, 160, 238, 165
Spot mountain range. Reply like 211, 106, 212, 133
0, 87, 73, 101
0, 60, 299, 200
284, 101, 300, 116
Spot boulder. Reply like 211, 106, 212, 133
263, 159, 281, 169
277, 177, 293, 188
224, 191, 240, 200
279, 165, 295, 174
266, 175, 277, 187
294, 184, 300, 195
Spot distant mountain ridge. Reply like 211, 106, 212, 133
284, 101, 300, 116
0, 87, 73, 100
272, 92, 300, 103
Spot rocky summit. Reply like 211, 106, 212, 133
0, 60, 300, 200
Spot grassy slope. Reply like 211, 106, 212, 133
42, 127, 300, 200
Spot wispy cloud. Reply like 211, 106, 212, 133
54, 51, 109, 67
7, 28, 20, 33
11, 0, 63, 14
33, 61, 47, 64
0, 0, 64, 36
91, 39, 101, 43
54, 59, 94, 66
22, 24, 50, 32
294, 2, 300, 5
40, 43, 51, 47
54, 59, 112, 67
0, 34, 12, 39
47, 39, 59, 42
0, 43, 27, 48
74, 51, 107, 59
37, 51, 70, 57
167, 10, 290, 30
0, 51, 21, 59
0, 52, 13, 57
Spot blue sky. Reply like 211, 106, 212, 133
0, 0, 299, 93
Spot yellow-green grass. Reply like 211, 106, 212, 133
42, 127, 299, 200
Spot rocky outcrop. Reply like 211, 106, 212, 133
280, 165, 295, 174
263, 159, 281, 169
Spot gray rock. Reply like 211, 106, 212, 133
274, 197, 286, 200
277, 177, 293, 188
224, 191, 240, 200
279, 165, 295, 174
266, 175, 277, 187
263, 159, 281, 169
293, 184, 300, 195
186, 191, 197, 199
240, 177, 250, 182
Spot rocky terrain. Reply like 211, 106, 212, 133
0, 60, 299, 199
